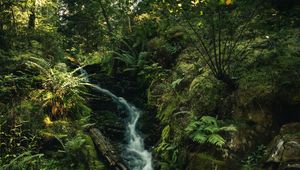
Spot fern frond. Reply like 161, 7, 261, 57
207, 134, 225, 147
191, 132, 207, 144
185, 120, 201, 134
203, 126, 219, 134
200, 116, 218, 126
162, 125, 171, 141
219, 124, 237, 132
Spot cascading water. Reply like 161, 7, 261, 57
91, 85, 153, 170
80, 67, 153, 170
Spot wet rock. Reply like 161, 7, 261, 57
186, 153, 239, 170
226, 124, 256, 154
265, 122, 300, 170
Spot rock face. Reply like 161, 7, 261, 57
265, 122, 300, 170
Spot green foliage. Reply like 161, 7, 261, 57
26, 57, 90, 119
147, 37, 179, 68
161, 125, 171, 141
1, 151, 44, 170
139, 63, 167, 83
237, 28, 300, 107
113, 50, 149, 74
59, 134, 87, 164
0, 114, 41, 166
0, 0, 300, 169
242, 145, 267, 170
185, 116, 236, 148
189, 73, 227, 115
171, 78, 184, 89
155, 124, 184, 169
155, 140, 180, 169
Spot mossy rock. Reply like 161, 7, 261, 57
186, 153, 229, 170
147, 79, 170, 106
148, 37, 178, 68
82, 134, 107, 170
158, 97, 178, 123
176, 62, 195, 76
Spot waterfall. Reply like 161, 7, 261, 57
91, 85, 153, 170
130, 0, 143, 11
79, 63, 153, 169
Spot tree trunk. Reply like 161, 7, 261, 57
99, 0, 113, 35
28, 9, 36, 29
89, 128, 128, 170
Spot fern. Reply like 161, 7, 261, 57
219, 124, 237, 132
185, 115, 237, 148
191, 132, 207, 144
200, 116, 218, 126
207, 134, 225, 147
26, 57, 90, 119
1, 151, 44, 170
171, 78, 184, 89
162, 125, 171, 141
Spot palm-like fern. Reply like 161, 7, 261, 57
185, 116, 237, 148
26, 57, 90, 119
110, 37, 150, 74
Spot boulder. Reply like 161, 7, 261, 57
265, 122, 300, 170
186, 153, 239, 170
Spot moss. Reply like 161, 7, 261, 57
148, 37, 167, 51
186, 153, 227, 170
177, 62, 195, 75
158, 97, 178, 124
82, 134, 107, 170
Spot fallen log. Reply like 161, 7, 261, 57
89, 128, 128, 170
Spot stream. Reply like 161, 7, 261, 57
80, 69, 153, 170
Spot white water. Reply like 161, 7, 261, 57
130, 0, 143, 11
79, 67, 153, 169
90, 85, 153, 170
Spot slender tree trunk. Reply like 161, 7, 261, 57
28, 11, 36, 29
10, 7, 17, 31
0, 19, 3, 34
28, 7, 36, 29
99, 0, 113, 35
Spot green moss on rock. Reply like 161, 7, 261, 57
186, 153, 226, 170
82, 134, 107, 170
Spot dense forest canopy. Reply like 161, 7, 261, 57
0, 0, 300, 169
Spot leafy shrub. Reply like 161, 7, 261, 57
155, 125, 181, 169
60, 134, 86, 165
26, 57, 91, 119
242, 145, 267, 170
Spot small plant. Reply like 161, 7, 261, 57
185, 116, 237, 148
242, 145, 266, 170
155, 125, 180, 169
0, 116, 40, 166
1, 151, 44, 170
55, 134, 88, 168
